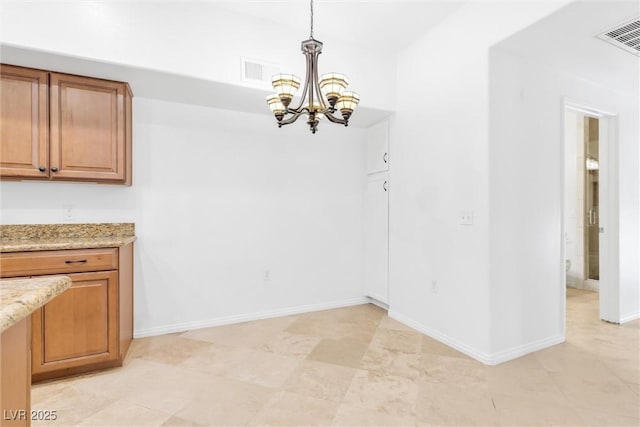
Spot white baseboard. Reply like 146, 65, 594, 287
489, 334, 565, 365
388, 310, 494, 364
388, 310, 565, 366
367, 296, 389, 310
133, 296, 370, 338
620, 312, 640, 324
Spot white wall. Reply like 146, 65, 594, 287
564, 109, 585, 289
389, 1, 570, 363
0, 1, 394, 111
489, 48, 639, 349
0, 98, 368, 336
5, 0, 634, 363
0, 0, 380, 337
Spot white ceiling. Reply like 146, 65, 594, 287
6, 0, 635, 121
215, 0, 466, 53
495, 0, 639, 94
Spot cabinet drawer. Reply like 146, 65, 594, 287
0, 248, 118, 277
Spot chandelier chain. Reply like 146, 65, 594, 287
310, 0, 314, 38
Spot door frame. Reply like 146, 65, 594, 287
563, 99, 619, 323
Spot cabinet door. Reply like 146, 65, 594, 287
366, 119, 389, 174
0, 64, 49, 179
364, 173, 389, 304
49, 73, 129, 183
31, 271, 118, 377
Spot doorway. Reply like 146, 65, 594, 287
563, 101, 619, 324
584, 116, 600, 290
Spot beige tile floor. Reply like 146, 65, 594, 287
32, 289, 639, 426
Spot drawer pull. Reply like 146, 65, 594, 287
65, 259, 88, 264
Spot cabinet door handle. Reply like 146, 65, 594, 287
383, 152, 388, 164
51, 167, 59, 173
38, 166, 46, 172
65, 259, 88, 264
383, 181, 388, 191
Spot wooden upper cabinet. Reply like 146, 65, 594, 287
50, 73, 132, 184
0, 64, 132, 185
0, 64, 49, 178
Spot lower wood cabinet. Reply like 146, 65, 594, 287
1, 317, 31, 427
32, 271, 118, 378
0, 244, 133, 383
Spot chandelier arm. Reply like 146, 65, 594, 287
289, 46, 314, 113
279, 108, 309, 126
323, 112, 347, 124
311, 52, 329, 112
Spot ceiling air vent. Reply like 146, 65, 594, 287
596, 17, 640, 57
241, 57, 281, 88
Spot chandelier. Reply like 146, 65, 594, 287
266, 0, 360, 134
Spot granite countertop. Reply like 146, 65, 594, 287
0, 223, 136, 252
0, 276, 72, 333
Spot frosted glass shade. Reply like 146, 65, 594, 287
336, 91, 360, 118
267, 94, 286, 120
319, 73, 349, 105
272, 74, 300, 106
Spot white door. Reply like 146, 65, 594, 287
598, 116, 619, 323
364, 173, 389, 304
367, 120, 389, 174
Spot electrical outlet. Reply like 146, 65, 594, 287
62, 205, 76, 222
460, 211, 473, 225
431, 280, 438, 294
